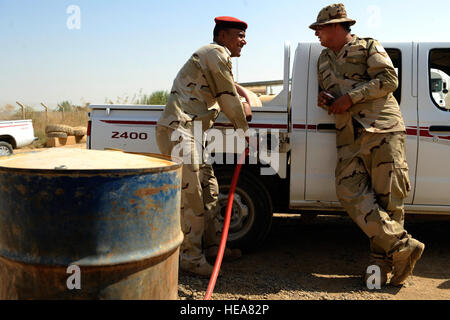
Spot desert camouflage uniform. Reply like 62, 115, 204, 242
317, 35, 412, 266
157, 43, 248, 267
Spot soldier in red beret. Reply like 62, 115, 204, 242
213, 16, 248, 57
156, 17, 251, 276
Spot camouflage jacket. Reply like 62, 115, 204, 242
317, 35, 405, 147
158, 43, 248, 132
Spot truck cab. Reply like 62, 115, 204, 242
0, 120, 37, 156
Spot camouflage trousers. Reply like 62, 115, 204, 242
335, 129, 412, 265
155, 124, 221, 265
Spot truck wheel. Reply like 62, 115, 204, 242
214, 167, 273, 252
0, 142, 13, 156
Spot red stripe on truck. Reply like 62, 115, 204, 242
292, 124, 317, 130
100, 120, 158, 125
292, 124, 450, 141
0, 124, 30, 129
100, 120, 288, 130
214, 122, 288, 129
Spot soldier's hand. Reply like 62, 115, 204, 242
328, 94, 353, 115
318, 91, 334, 107
243, 102, 252, 122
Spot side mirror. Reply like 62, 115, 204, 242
443, 89, 449, 94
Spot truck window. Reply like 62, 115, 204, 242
429, 49, 450, 111
385, 48, 402, 105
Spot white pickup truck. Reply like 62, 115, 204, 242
88, 41, 450, 251
0, 120, 37, 156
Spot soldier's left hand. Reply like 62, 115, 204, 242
328, 94, 353, 115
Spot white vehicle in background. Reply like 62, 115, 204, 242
430, 68, 449, 108
0, 120, 37, 156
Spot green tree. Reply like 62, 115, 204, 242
57, 101, 74, 112
134, 90, 169, 105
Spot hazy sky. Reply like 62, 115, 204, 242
1, 0, 449, 110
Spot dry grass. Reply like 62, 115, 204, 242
0, 108, 88, 148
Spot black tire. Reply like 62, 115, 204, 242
0, 141, 13, 156
214, 167, 273, 252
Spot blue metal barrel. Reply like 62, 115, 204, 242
0, 149, 183, 299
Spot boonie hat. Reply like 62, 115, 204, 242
309, 3, 356, 30
214, 16, 248, 31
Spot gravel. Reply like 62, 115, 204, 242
178, 214, 450, 300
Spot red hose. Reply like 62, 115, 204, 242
204, 148, 249, 300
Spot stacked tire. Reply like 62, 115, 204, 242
45, 124, 87, 140
73, 126, 87, 138
45, 124, 73, 138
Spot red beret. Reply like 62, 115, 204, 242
214, 16, 248, 30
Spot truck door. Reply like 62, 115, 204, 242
303, 43, 417, 205
303, 43, 339, 202
414, 43, 450, 205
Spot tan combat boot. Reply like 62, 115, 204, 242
180, 258, 214, 278
205, 246, 242, 264
390, 238, 425, 286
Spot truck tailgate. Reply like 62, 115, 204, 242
88, 105, 163, 153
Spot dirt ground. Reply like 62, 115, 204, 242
14, 142, 86, 153
179, 213, 450, 300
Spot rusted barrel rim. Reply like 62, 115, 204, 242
0, 152, 183, 176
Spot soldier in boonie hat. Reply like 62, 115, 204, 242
309, 3, 355, 30
311, 3, 425, 289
